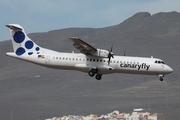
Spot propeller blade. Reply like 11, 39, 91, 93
108, 44, 114, 65
108, 57, 110, 65
110, 44, 113, 52
111, 53, 114, 58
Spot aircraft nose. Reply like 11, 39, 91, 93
167, 66, 173, 73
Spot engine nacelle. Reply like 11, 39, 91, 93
91, 49, 109, 58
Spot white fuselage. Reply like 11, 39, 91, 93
6, 48, 173, 76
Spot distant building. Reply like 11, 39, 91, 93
45, 108, 157, 120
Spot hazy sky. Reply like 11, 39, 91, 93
1, 0, 180, 41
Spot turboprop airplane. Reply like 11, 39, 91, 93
6, 24, 173, 81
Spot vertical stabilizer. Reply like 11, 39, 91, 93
6, 24, 41, 56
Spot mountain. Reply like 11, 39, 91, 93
0, 11, 180, 120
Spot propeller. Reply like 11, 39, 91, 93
108, 44, 114, 65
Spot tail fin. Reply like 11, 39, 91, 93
6, 24, 41, 56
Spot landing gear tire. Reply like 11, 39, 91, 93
160, 77, 163, 81
88, 71, 95, 77
159, 75, 164, 81
95, 74, 102, 80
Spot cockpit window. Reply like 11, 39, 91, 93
154, 60, 165, 64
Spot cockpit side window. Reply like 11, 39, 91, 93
154, 60, 165, 64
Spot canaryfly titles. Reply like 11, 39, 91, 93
120, 63, 150, 70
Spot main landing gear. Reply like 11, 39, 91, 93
88, 69, 102, 80
159, 74, 164, 81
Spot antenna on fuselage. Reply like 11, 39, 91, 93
123, 49, 126, 56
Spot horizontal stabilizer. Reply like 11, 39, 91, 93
6, 24, 23, 31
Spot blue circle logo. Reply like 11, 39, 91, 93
16, 47, 26, 56
36, 47, 40, 51
25, 40, 34, 49
13, 31, 25, 43
28, 52, 33, 55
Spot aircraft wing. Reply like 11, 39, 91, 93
69, 37, 97, 55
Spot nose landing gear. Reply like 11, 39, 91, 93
159, 74, 164, 81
